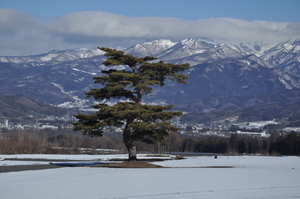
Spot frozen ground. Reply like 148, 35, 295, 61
0, 154, 300, 199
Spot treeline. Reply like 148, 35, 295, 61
0, 130, 299, 156
139, 131, 300, 156
178, 132, 300, 156
0, 130, 125, 154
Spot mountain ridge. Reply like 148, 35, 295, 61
0, 37, 300, 122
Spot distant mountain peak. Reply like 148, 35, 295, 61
125, 39, 177, 57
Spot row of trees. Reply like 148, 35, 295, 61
1, 130, 299, 156
0, 130, 124, 154
179, 132, 300, 155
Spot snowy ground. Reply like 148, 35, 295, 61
0, 154, 300, 199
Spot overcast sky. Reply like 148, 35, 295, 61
1, 0, 300, 56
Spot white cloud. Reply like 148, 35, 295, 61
1, 9, 300, 56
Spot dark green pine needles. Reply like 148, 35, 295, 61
73, 47, 190, 160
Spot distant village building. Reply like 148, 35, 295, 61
41, 125, 58, 130
5, 119, 8, 127
235, 130, 270, 138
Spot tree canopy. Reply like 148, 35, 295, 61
73, 47, 190, 160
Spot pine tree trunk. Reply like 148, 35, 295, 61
123, 120, 137, 161
127, 145, 137, 161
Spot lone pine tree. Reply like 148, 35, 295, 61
73, 47, 190, 161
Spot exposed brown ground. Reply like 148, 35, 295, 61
95, 161, 163, 168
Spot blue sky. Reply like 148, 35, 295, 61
1, 0, 300, 22
1, 0, 300, 56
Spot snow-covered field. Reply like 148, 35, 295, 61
0, 154, 300, 199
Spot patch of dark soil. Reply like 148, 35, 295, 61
108, 155, 184, 162
95, 161, 163, 168
0, 164, 63, 173
108, 158, 168, 162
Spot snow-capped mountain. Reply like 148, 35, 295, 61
125, 39, 177, 57
0, 48, 105, 64
153, 55, 300, 105
0, 37, 300, 116
261, 38, 300, 73
125, 37, 300, 70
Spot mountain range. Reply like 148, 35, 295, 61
0, 37, 299, 122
